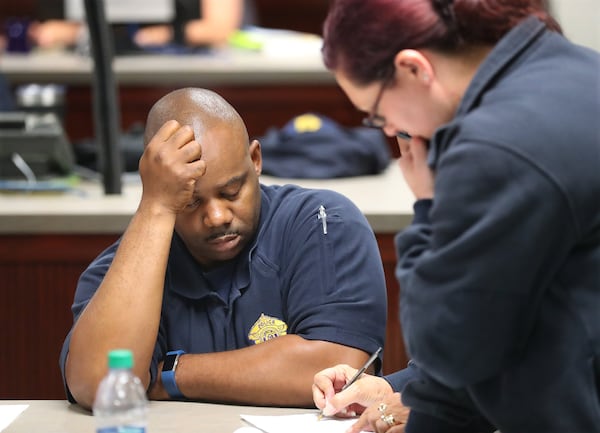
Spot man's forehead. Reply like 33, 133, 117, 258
192, 168, 249, 197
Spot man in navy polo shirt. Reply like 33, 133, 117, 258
59, 88, 387, 410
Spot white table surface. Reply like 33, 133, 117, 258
0, 399, 317, 433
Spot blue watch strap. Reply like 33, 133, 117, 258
161, 350, 185, 399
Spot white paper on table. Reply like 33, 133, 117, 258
240, 413, 369, 433
0, 405, 29, 432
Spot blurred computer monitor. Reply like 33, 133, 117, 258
0, 112, 74, 179
64, 0, 174, 23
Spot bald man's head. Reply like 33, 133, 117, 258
144, 88, 249, 148
141, 88, 262, 268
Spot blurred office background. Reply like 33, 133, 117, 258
0, 0, 597, 400
1, 0, 598, 49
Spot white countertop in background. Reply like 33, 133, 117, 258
0, 161, 415, 234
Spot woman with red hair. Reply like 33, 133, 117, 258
313, 1, 600, 432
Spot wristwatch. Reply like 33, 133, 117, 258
161, 350, 186, 399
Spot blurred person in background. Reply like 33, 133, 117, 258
27, 0, 256, 50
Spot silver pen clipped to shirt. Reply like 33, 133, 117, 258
318, 205, 328, 234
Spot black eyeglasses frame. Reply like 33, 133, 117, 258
361, 77, 412, 141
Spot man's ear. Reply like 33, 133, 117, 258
249, 139, 262, 175
394, 49, 434, 84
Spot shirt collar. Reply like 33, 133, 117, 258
428, 16, 548, 164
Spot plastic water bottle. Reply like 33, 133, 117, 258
93, 349, 148, 433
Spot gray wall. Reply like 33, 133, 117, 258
551, 0, 600, 51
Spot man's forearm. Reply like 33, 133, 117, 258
172, 335, 369, 407
66, 207, 176, 408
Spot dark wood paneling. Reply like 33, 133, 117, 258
0, 0, 37, 19
65, 84, 365, 142
377, 234, 408, 375
254, 0, 330, 35
0, 234, 119, 399
64, 84, 399, 158
2, 263, 82, 399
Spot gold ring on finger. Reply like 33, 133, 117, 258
383, 413, 396, 427
378, 403, 387, 413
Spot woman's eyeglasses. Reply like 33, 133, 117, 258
362, 81, 387, 129
361, 79, 412, 141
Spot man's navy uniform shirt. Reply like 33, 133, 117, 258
59, 183, 387, 401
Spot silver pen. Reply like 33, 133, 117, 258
318, 205, 328, 234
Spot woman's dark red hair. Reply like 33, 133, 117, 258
322, 0, 561, 85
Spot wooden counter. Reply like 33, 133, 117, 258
0, 46, 333, 86
0, 163, 413, 234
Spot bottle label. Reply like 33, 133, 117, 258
97, 427, 146, 433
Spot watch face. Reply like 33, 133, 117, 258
163, 354, 178, 371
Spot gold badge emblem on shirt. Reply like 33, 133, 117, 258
248, 313, 288, 344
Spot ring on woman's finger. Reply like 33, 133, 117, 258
382, 413, 396, 427
378, 403, 387, 413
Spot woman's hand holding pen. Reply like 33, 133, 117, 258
312, 364, 395, 419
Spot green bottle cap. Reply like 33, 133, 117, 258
107, 349, 134, 369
